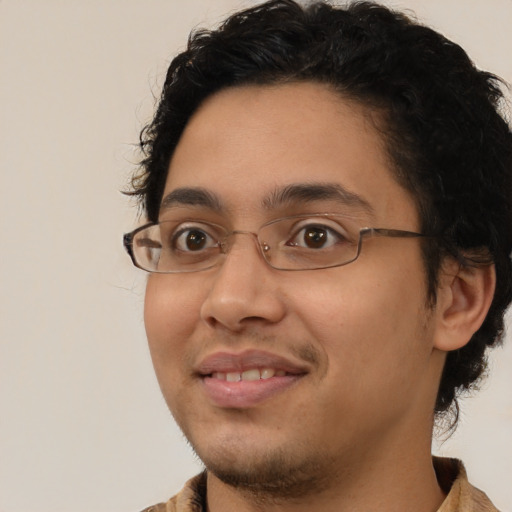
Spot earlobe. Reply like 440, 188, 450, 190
433, 259, 496, 352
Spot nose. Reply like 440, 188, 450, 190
200, 231, 287, 332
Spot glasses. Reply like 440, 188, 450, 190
123, 213, 426, 273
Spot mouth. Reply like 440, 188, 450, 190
210, 367, 288, 382
196, 350, 309, 408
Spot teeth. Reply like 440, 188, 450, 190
260, 368, 276, 379
210, 368, 284, 381
241, 369, 261, 381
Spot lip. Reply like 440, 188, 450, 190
196, 349, 309, 375
196, 349, 309, 408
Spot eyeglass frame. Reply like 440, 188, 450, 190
123, 213, 432, 274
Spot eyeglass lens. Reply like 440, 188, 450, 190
130, 214, 363, 272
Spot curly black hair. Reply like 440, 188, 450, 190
129, 0, 512, 423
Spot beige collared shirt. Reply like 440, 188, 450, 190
434, 458, 500, 512
141, 458, 499, 512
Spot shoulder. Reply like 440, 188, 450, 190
139, 472, 207, 512
434, 457, 501, 512
140, 505, 168, 512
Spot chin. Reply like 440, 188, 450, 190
194, 438, 338, 500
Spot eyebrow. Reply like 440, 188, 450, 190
159, 182, 374, 216
160, 187, 223, 212
262, 182, 375, 215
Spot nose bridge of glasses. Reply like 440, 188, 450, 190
220, 229, 270, 256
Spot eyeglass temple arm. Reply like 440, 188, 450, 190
362, 227, 426, 239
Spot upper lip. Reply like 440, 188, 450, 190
196, 349, 310, 376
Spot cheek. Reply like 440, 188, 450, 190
293, 270, 433, 434
144, 275, 202, 365
292, 258, 431, 383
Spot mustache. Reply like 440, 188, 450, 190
183, 331, 322, 369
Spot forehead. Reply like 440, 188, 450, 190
163, 82, 418, 227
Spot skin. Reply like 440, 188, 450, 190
144, 82, 493, 512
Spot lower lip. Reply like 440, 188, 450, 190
201, 374, 303, 408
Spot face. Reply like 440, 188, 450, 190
144, 82, 444, 494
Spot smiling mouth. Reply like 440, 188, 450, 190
209, 368, 288, 382
196, 350, 310, 408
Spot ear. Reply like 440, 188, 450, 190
433, 259, 496, 352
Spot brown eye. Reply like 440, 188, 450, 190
303, 227, 328, 248
174, 228, 214, 252
285, 222, 347, 250
186, 230, 207, 250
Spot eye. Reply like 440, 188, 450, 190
287, 223, 347, 249
173, 227, 218, 252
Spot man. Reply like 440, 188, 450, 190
123, 1, 512, 510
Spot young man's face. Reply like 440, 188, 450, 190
144, 82, 445, 492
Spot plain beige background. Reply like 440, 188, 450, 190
1, 1, 511, 511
